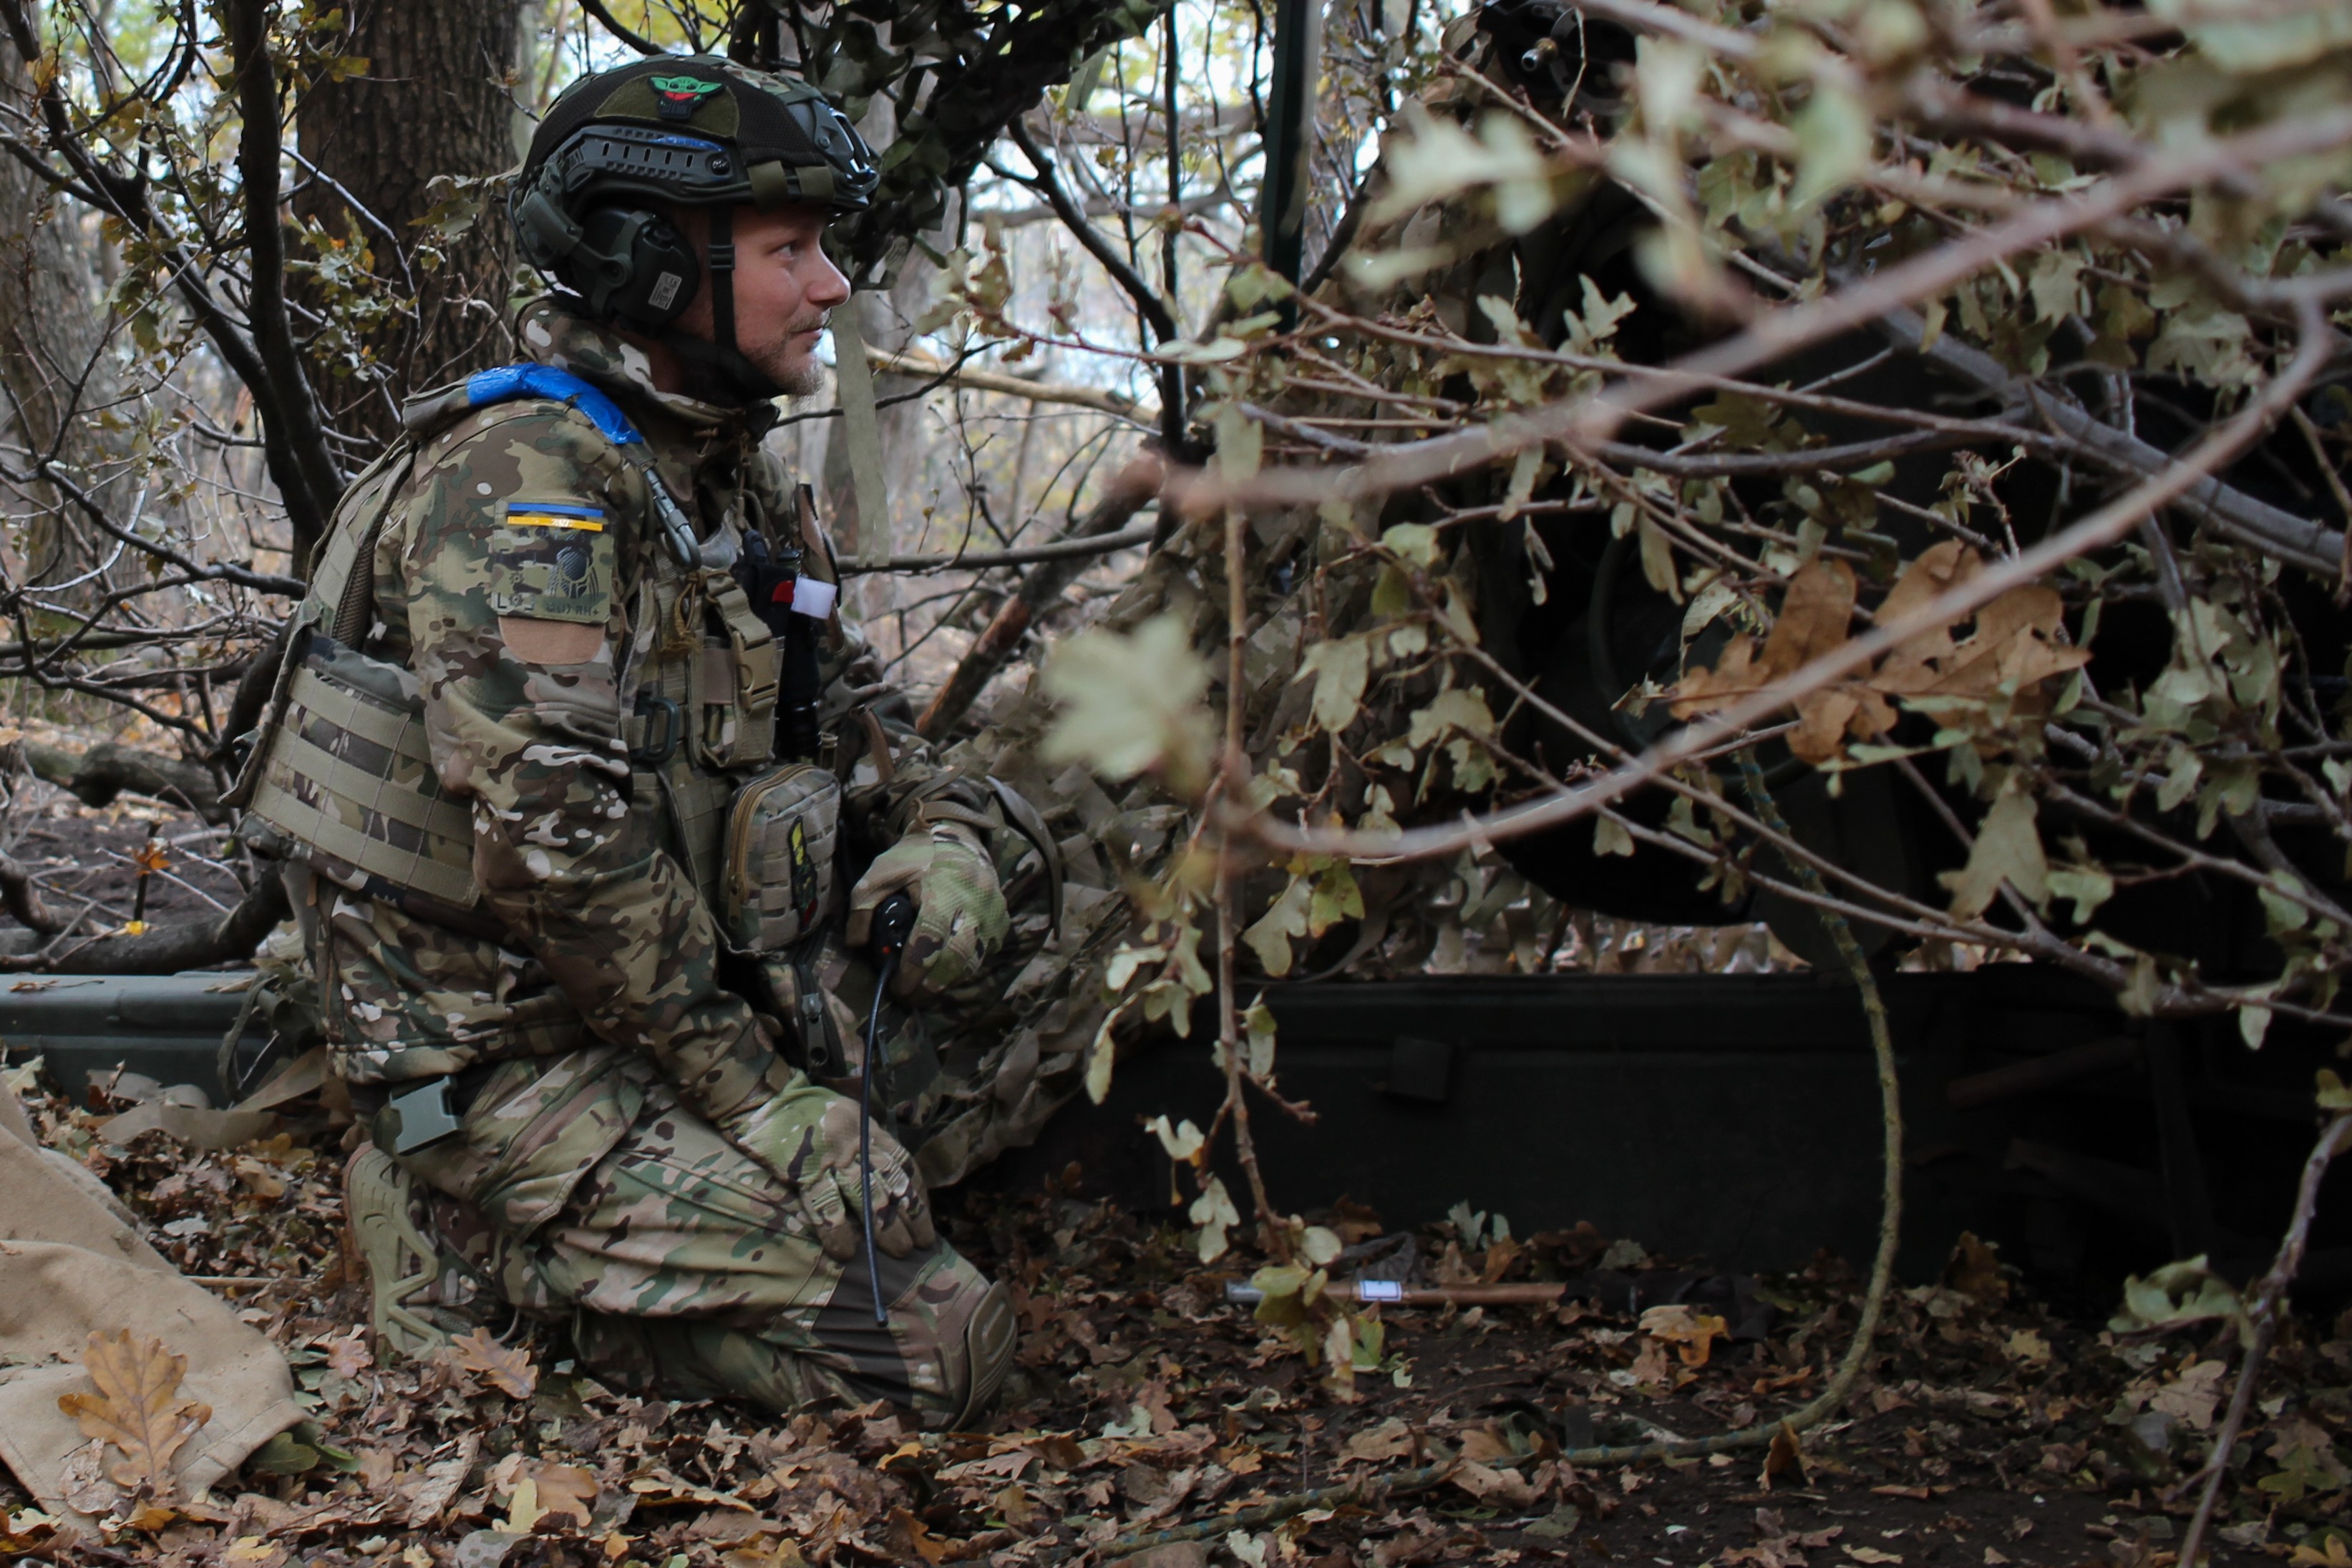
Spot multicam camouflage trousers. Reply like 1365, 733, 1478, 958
389, 1054, 1000, 1426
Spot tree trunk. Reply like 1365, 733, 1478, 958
816, 83, 945, 570
293, 0, 530, 456
0, 46, 129, 593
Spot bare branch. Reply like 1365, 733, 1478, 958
1230, 304, 2332, 875
840, 520, 1157, 575
1174, 109, 2352, 518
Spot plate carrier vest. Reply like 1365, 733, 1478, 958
229, 366, 797, 926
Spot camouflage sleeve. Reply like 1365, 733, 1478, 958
392, 404, 792, 1126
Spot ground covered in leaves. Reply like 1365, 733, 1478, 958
1, 1071, 2345, 1568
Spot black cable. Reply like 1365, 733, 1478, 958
860, 945, 898, 1327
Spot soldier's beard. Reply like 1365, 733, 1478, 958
743, 312, 832, 400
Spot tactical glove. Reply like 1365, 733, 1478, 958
723, 1086, 938, 1260
846, 819, 1009, 1001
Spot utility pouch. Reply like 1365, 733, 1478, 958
689, 573, 780, 769
719, 761, 842, 952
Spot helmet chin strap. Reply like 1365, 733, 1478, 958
657, 204, 787, 405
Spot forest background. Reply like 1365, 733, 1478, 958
6, 0, 2352, 1559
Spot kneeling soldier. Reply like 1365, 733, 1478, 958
231, 57, 1016, 1428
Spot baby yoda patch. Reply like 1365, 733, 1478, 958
650, 74, 723, 122
489, 502, 614, 625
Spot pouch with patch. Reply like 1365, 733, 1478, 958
720, 761, 842, 952
487, 502, 615, 625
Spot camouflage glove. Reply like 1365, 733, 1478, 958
845, 820, 1010, 1002
724, 1086, 938, 1260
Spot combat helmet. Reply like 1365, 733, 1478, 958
511, 56, 879, 399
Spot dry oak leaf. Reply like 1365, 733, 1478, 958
324, 1333, 374, 1380
1669, 557, 1865, 764
722, 1539, 812, 1568
54, 1328, 212, 1496
1945, 1230, 2009, 1306
402, 1430, 482, 1529
1938, 788, 2048, 920
890, 1506, 957, 1564
1671, 545, 2088, 764
519, 1461, 597, 1528
452, 1328, 537, 1400
1640, 1303, 1731, 1368
1480, 1235, 1525, 1283
1340, 1417, 1416, 1464
1761, 1421, 1807, 1490
1452, 1460, 1540, 1506
1457, 1421, 1525, 1465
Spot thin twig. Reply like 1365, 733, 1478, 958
1176, 111, 2352, 515
1093, 1461, 1456, 1561
1217, 503, 1284, 1258
1520, 751, 1905, 1468
1230, 304, 2331, 866
2175, 1112, 2352, 1568
837, 522, 1158, 575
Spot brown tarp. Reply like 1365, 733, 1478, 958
0, 1075, 303, 1524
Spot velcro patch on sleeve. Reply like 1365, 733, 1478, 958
488, 504, 616, 625
501, 501, 607, 532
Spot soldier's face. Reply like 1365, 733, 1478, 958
672, 203, 851, 396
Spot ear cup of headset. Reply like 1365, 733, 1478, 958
573, 207, 699, 329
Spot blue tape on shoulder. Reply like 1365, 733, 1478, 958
465, 365, 643, 447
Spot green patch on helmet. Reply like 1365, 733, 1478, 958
650, 75, 724, 121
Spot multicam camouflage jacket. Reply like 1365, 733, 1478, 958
236, 296, 1059, 1180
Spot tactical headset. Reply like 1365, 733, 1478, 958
510, 57, 879, 398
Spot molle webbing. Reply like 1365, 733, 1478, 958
246, 645, 481, 907
242, 371, 657, 911
242, 419, 485, 906
619, 555, 770, 903
243, 366, 781, 919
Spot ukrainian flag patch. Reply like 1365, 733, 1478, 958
502, 501, 606, 532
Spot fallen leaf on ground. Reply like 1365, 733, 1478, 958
2151, 1360, 2227, 1430
1451, 1461, 1538, 1506
1946, 1232, 2008, 1305
403, 1431, 482, 1528
453, 1328, 537, 1400
1641, 1303, 1730, 1367
500, 1476, 544, 1536
325, 1334, 373, 1379
628, 1469, 756, 1510
1457, 1421, 1525, 1464
1340, 1417, 1414, 1464
1762, 1421, 1806, 1490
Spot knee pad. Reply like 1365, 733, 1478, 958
949, 1278, 1016, 1430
